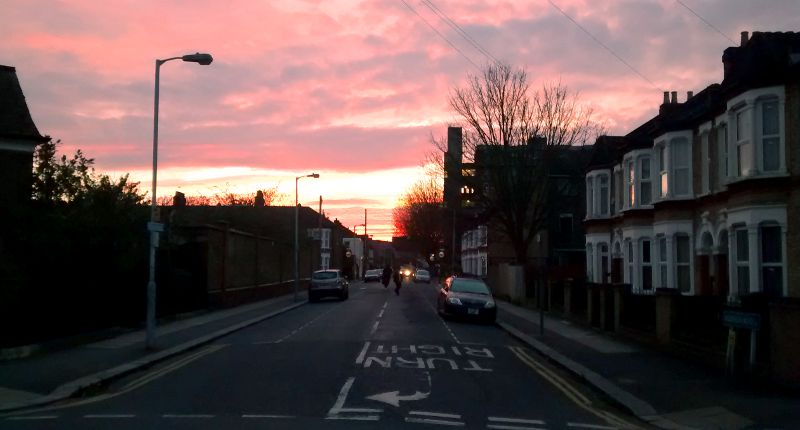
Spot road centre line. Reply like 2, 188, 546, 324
488, 417, 546, 425
6, 416, 58, 420
370, 320, 380, 336
405, 417, 465, 426
242, 414, 295, 419
487, 424, 546, 430
409, 411, 461, 419
84, 414, 136, 418
567, 423, 620, 429
163, 414, 215, 418
355, 341, 370, 364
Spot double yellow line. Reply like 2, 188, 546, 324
5, 344, 227, 416
508, 346, 641, 430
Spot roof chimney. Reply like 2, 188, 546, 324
670, 91, 677, 104
740, 31, 749, 46
663, 91, 670, 104
687, 91, 694, 100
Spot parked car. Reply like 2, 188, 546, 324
413, 269, 431, 283
364, 268, 382, 283
309, 269, 349, 302
437, 276, 496, 323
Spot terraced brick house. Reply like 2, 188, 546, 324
584, 31, 800, 301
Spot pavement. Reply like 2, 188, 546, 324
495, 300, 800, 430
1, 282, 797, 429
0, 292, 306, 412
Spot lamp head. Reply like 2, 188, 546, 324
182, 53, 213, 65
309, 173, 320, 178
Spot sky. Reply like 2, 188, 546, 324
2, 1, 797, 240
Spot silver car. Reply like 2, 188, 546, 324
309, 269, 349, 302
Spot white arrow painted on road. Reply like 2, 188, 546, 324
366, 390, 429, 407
366, 371, 431, 407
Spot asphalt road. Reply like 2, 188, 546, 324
2, 279, 643, 429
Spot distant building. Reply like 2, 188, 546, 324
0, 65, 48, 209
444, 126, 592, 292
584, 31, 800, 300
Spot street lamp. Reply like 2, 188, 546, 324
146, 52, 213, 350
295, 173, 320, 301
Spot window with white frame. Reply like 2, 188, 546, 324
599, 174, 609, 214
658, 145, 668, 198
621, 152, 652, 210
760, 224, 783, 296
585, 171, 610, 218
735, 108, 753, 176
675, 234, 691, 292
734, 227, 749, 296
760, 99, 780, 172
725, 87, 786, 181
599, 243, 609, 284
717, 124, 728, 187
321, 229, 331, 250
586, 244, 594, 280
640, 238, 652, 291
627, 160, 635, 207
672, 139, 691, 196
700, 132, 710, 194
640, 157, 652, 205
658, 236, 667, 288
626, 239, 633, 284
613, 169, 622, 214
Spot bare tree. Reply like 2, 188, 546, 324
393, 177, 445, 258
439, 62, 603, 265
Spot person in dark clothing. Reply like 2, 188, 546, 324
381, 265, 392, 288
393, 268, 402, 295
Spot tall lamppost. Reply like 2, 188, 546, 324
146, 52, 213, 350
295, 173, 320, 301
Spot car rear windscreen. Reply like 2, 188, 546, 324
312, 272, 338, 280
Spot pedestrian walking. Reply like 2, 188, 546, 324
381, 264, 392, 288
393, 268, 402, 295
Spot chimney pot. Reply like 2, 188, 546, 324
741, 31, 749, 46
687, 91, 694, 100
671, 91, 678, 104
663, 91, 670, 104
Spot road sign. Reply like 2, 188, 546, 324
721, 310, 761, 330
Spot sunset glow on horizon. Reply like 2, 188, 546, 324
2, 0, 796, 240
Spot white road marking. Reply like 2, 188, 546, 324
6, 416, 58, 420
487, 425, 546, 430
242, 414, 295, 419
488, 417, 546, 425
370, 320, 380, 336
405, 417, 465, 426
567, 423, 620, 429
326, 415, 380, 421
162, 414, 215, 418
329, 377, 356, 413
265, 304, 338, 344
84, 414, 136, 418
355, 341, 370, 364
409, 411, 461, 419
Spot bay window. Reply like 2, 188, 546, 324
734, 227, 750, 296
725, 86, 786, 180
640, 157, 652, 205
621, 150, 653, 210
654, 132, 693, 200
585, 170, 610, 218
658, 236, 667, 288
716, 123, 728, 187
